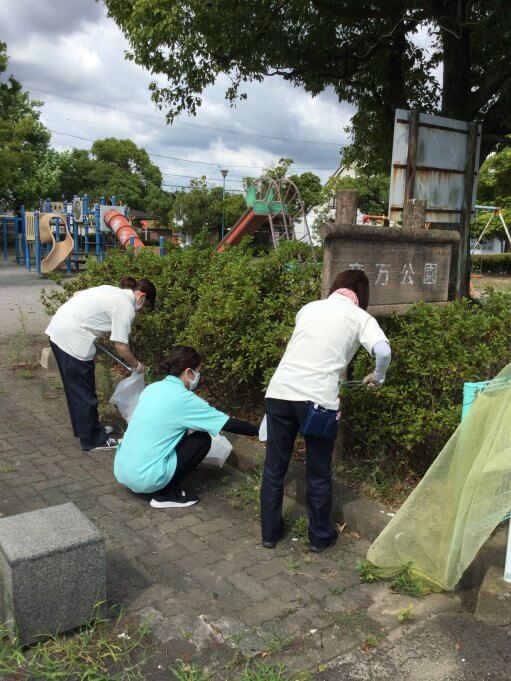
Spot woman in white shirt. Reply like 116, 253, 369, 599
261, 269, 391, 552
45, 276, 156, 452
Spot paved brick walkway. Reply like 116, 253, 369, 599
0, 343, 396, 677
0, 265, 506, 680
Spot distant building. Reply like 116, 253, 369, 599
470, 237, 506, 255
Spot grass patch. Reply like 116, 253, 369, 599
397, 604, 415, 623
174, 661, 310, 681
0, 606, 149, 680
226, 465, 263, 517
357, 561, 380, 583
7, 308, 38, 372
391, 571, 426, 599
290, 516, 308, 543
261, 632, 294, 655
332, 607, 382, 643
362, 634, 379, 650
173, 663, 212, 681
328, 585, 345, 596
242, 662, 311, 681
334, 456, 418, 509
285, 557, 300, 575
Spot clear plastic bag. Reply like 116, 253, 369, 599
109, 372, 145, 421
202, 434, 233, 468
259, 415, 268, 442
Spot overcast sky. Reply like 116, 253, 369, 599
1, 0, 355, 193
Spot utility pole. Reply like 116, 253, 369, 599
221, 169, 228, 240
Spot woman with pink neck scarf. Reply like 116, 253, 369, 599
261, 269, 391, 552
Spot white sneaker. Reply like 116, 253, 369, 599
89, 437, 121, 451
104, 425, 113, 435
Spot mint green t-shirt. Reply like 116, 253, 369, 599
114, 376, 229, 493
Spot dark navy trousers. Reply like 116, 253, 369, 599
260, 397, 337, 547
50, 341, 106, 451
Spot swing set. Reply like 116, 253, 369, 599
470, 205, 511, 256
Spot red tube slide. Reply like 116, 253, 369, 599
216, 210, 268, 252
104, 209, 144, 249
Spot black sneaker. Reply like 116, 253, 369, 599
88, 437, 121, 452
309, 529, 339, 554
150, 488, 199, 509
262, 521, 286, 549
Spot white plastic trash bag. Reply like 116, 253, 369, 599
109, 372, 145, 421
202, 434, 233, 468
258, 415, 267, 442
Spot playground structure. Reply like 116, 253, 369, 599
1, 196, 166, 275
217, 176, 316, 260
2, 178, 315, 274
471, 205, 511, 255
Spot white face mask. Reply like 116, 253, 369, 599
188, 369, 201, 391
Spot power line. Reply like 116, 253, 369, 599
161, 170, 244, 184
26, 84, 342, 147
49, 129, 335, 175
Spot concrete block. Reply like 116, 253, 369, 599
40, 346, 57, 371
0, 502, 105, 643
475, 565, 511, 626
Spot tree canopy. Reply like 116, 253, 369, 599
0, 42, 51, 208
25, 138, 174, 217
104, 0, 511, 172
471, 142, 511, 240
172, 178, 246, 236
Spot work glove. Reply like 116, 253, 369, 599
362, 372, 383, 388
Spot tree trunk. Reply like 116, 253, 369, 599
440, 2, 472, 119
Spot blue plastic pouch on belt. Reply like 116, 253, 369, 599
299, 402, 340, 438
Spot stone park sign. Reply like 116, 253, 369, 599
321, 190, 460, 316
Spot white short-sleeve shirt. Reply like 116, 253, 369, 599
45, 285, 136, 361
266, 293, 388, 410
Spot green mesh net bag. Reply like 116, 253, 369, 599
362, 362, 511, 594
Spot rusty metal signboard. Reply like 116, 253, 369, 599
389, 109, 481, 224
321, 223, 460, 316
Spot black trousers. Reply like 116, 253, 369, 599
50, 341, 106, 451
260, 397, 337, 547
157, 431, 212, 494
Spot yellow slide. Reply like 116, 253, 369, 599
39, 213, 74, 274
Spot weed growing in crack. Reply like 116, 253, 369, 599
356, 561, 380, 583
397, 604, 415, 623
363, 634, 379, 650
261, 632, 294, 655
328, 585, 345, 596
290, 516, 308, 543
286, 557, 300, 575
173, 662, 211, 681
391, 572, 425, 599
226, 465, 263, 517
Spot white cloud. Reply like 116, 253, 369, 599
1, 0, 352, 190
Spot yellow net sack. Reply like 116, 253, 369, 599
364, 362, 511, 593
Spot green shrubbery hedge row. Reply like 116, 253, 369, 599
42, 241, 511, 475
471, 253, 511, 273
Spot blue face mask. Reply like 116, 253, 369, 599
188, 369, 201, 391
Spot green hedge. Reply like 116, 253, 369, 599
42, 241, 511, 475
41, 239, 321, 411
471, 253, 511, 273
345, 294, 511, 474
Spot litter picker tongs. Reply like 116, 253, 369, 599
342, 380, 365, 389
96, 343, 132, 371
